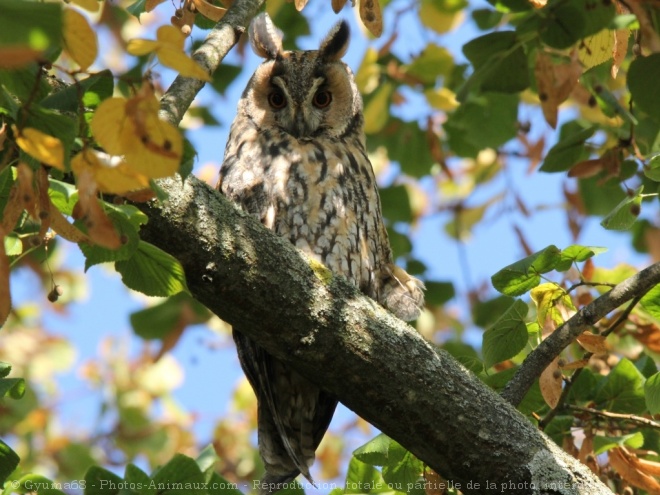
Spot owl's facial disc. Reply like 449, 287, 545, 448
269, 76, 328, 138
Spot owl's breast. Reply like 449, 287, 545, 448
263, 138, 387, 293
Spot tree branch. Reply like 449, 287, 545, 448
501, 264, 660, 406
137, 176, 612, 495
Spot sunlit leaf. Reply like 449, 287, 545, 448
645, 372, 660, 415
63, 8, 98, 71
491, 245, 561, 296
600, 187, 643, 231
14, 126, 65, 171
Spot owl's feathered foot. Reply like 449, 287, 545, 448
381, 265, 426, 321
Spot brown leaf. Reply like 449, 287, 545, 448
576, 332, 608, 354
560, 358, 589, 370
644, 227, 660, 263
578, 429, 595, 465
513, 224, 533, 256
191, 0, 226, 21
582, 258, 595, 281
426, 118, 450, 178
331, 0, 348, 12
629, 315, 660, 353
0, 227, 10, 327
609, 448, 660, 495
76, 169, 121, 249
540, 357, 563, 408
628, 0, 660, 53
534, 50, 582, 128
36, 167, 51, 239
16, 162, 36, 217
568, 158, 605, 179
49, 201, 90, 244
360, 0, 383, 37
635, 457, 660, 477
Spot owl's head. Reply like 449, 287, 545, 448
240, 13, 362, 140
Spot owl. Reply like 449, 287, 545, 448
217, 13, 425, 494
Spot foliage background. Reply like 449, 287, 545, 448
2, 0, 660, 493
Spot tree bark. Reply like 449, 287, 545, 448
137, 176, 612, 495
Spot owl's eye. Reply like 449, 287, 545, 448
312, 90, 332, 108
268, 91, 287, 109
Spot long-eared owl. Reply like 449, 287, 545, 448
217, 13, 425, 494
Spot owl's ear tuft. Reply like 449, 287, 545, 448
319, 21, 349, 61
249, 13, 283, 59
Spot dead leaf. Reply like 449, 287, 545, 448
540, 357, 563, 408
360, 0, 383, 37
629, 315, 660, 353
76, 169, 121, 249
331, 0, 348, 12
609, 448, 660, 495
576, 332, 608, 354
534, 50, 582, 128
191, 0, 226, 22
560, 358, 589, 370
36, 167, 51, 239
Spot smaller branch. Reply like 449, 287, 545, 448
538, 296, 643, 429
501, 262, 660, 407
565, 281, 616, 294
159, 0, 265, 125
569, 405, 660, 430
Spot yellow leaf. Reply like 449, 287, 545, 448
72, 149, 150, 194
191, 0, 226, 21
530, 283, 576, 331
540, 357, 562, 408
363, 82, 393, 134
424, 87, 459, 111
126, 39, 159, 56
90, 98, 130, 156
578, 29, 613, 70
90, 92, 182, 180
156, 25, 185, 49
14, 126, 65, 170
156, 46, 210, 81
355, 47, 380, 94
419, 0, 464, 34
63, 8, 98, 71
71, 0, 100, 12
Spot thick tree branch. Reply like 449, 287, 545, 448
137, 176, 612, 495
501, 263, 660, 406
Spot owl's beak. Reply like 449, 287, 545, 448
292, 111, 310, 138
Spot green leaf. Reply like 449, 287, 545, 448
151, 454, 207, 494
461, 31, 529, 94
180, 139, 197, 180
482, 299, 529, 369
115, 241, 188, 297
424, 281, 455, 306
104, 203, 149, 231
0, 439, 19, 485
641, 284, 660, 321
645, 372, 660, 415
0, 66, 52, 103
486, 0, 532, 12
78, 211, 140, 271
130, 294, 210, 341
0, 363, 24, 399
442, 341, 483, 373
555, 245, 607, 271
387, 228, 412, 259
593, 432, 645, 455
353, 434, 392, 466
472, 8, 504, 30
16, 474, 68, 495
404, 44, 454, 85
126, 0, 148, 18
445, 93, 519, 157
210, 64, 242, 95
379, 185, 412, 223
368, 119, 435, 177
472, 295, 516, 328
48, 179, 78, 216
196, 444, 220, 476
344, 457, 389, 494
0, 166, 15, 218
578, 175, 627, 216
543, 416, 574, 446
491, 245, 561, 296
125, 464, 155, 495
539, 4, 586, 49
41, 70, 114, 112
600, 187, 643, 231
381, 442, 423, 491
540, 125, 596, 173
644, 155, 660, 182
4, 234, 22, 257
0, 0, 62, 53
85, 466, 124, 495
595, 358, 646, 414
629, 53, 660, 122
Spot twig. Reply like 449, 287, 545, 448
501, 262, 660, 407
538, 295, 643, 429
569, 405, 660, 430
